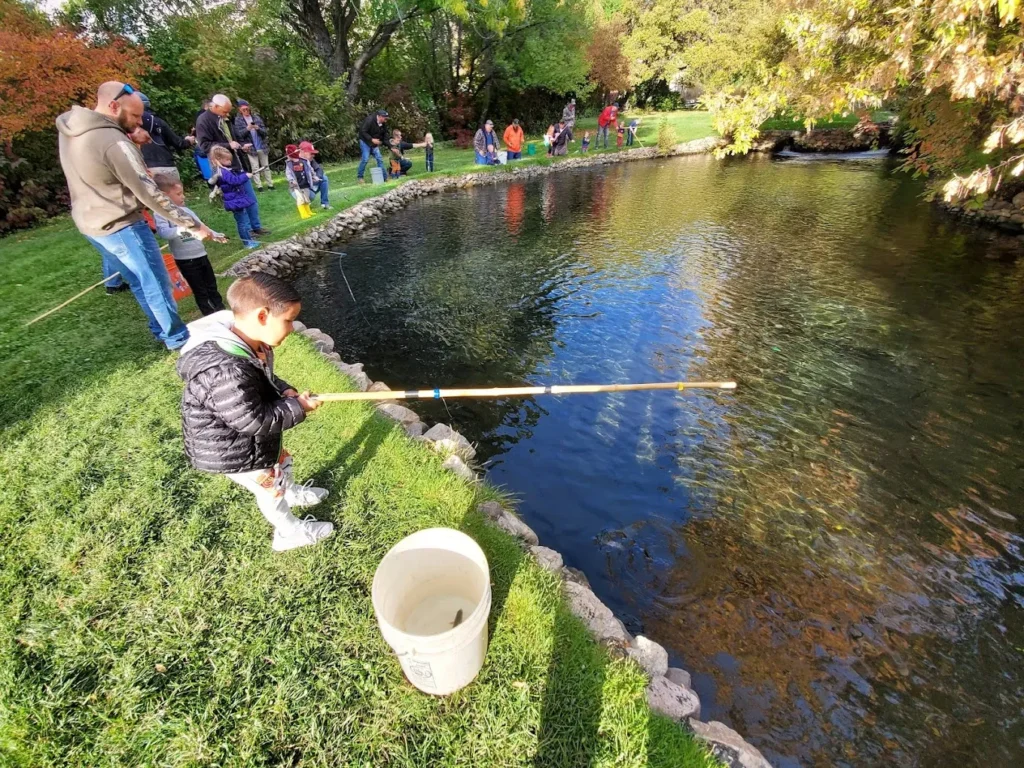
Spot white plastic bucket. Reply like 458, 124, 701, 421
497, 150, 508, 164
372, 528, 491, 695
370, 166, 386, 184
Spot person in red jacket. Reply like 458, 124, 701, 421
597, 103, 619, 150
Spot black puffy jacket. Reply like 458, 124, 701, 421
176, 313, 304, 474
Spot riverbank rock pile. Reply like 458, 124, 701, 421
938, 190, 1024, 236
225, 136, 725, 280
290, 317, 773, 768
753, 122, 895, 153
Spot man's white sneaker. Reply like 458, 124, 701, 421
272, 518, 334, 552
285, 480, 329, 507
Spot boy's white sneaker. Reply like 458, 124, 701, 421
285, 480, 329, 507
272, 518, 334, 552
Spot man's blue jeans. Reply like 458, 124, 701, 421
311, 178, 330, 205
86, 220, 188, 350
358, 140, 384, 179
243, 179, 263, 230
101, 248, 124, 288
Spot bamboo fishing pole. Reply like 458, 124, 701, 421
314, 380, 737, 402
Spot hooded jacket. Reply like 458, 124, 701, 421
176, 311, 303, 474
140, 109, 191, 169
56, 106, 201, 238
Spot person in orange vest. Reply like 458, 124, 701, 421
503, 119, 525, 160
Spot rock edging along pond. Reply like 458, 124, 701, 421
225, 136, 725, 280
290, 321, 773, 768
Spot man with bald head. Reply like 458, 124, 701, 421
57, 81, 216, 351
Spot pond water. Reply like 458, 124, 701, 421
296, 154, 1024, 767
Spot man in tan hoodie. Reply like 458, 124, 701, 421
57, 81, 216, 350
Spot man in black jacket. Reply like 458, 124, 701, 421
195, 94, 270, 234
177, 273, 333, 552
196, 94, 251, 174
356, 109, 389, 183
137, 93, 194, 180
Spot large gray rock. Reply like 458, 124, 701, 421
688, 720, 772, 768
477, 501, 504, 521
563, 581, 631, 646
1013, 191, 1024, 209
376, 403, 420, 426
334, 362, 370, 392
441, 454, 477, 484
493, 509, 539, 546
562, 566, 590, 588
405, 421, 426, 438
529, 545, 563, 573
646, 676, 700, 721
422, 423, 476, 461
628, 635, 669, 678
292, 320, 307, 333
666, 666, 692, 690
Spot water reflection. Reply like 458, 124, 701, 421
296, 155, 1024, 767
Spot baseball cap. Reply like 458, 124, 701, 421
485, 119, 494, 126
377, 109, 389, 118
137, 92, 151, 109
298, 140, 318, 154
237, 99, 249, 107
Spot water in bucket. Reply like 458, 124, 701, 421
372, 528, 491, 695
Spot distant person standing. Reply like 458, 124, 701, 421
234, 100, 274, 191
561, 98, 577, 130
503, 119, 525, 160
474, 120, 500, 164
56, 81, 216, 350
627, 117, 641, 146
551, 120, 572, 156
137, 93, 194, 181
357, 109, 389, 183
597, 103, 619, 149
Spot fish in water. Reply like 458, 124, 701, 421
451, 609, 463, 628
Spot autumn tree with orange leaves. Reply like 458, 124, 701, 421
0, 0, 150, 232
0, 0, 151, 146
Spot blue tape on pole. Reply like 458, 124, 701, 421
434, 388, 441, 399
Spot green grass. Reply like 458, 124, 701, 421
0, 112, 720, 765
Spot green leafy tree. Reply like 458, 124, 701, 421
622, 0, 781, 93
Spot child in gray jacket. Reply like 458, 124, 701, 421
153, 174, 228, 315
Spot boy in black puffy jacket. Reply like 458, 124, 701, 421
176, 273, 333, 552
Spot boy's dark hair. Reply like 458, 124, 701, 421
153, 174, 182, 192
227, 273, 301, 315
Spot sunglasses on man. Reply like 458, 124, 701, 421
112, 83, 135, 101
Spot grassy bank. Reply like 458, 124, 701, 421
0, 112, 719, 765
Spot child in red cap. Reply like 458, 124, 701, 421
285, 141, 330, 210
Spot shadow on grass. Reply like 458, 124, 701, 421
532, 603, 608, 768
458, 503, 610, 768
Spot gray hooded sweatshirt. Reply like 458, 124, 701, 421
56, 105, 200, 238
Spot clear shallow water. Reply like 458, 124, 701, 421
296, 154, 1024, 767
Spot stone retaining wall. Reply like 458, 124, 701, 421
225, 136, 725, 280
752, 125, 895, 153
291, 319, 772, 768
937, 191, 1024, 236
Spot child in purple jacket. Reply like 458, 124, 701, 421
210, 146, 264, 249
